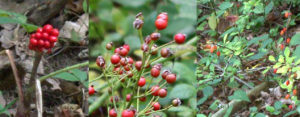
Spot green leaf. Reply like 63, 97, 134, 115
284, 47, 290, 57
208, 13, 218, 30
247, 34, 268, 46
250, 107, 258, 112
292, 46, 300, 61
197, 114, 207, 117
169, 84, 196, 99
264, 1, 273, 14
112, 0, 149, 8
83, 0, 88, 13
70, 69, 87, 82
197, 96, 207, 105
274, 101, 282, 109
255, 113, 266, 117
283, 110, 297, 117
296, 106, 300, 114
278, 55, 284, 63
209, 100, 219, 110
219, 2, 232, 10
266, 105, 275, 113
53, 72, 81, 81
203, 86, 213, 97
224, 105, 233, 117
269, 55, 276, 62
290, 33, 300, 46
0, 98, 17, 114
228, 90, 250, 102
253, 3, 264, 14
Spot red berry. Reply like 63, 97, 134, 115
121, 109, 134, 117
139, 96, 146, 102
115, 47, 121, 54
150, 85, 160, 96
280, 44, 284, 50
35, 32, 42, 39
43, 24, 53, 33
285, 12, 289, 18
286, 80, 290, 85
109, 109, 117, 117
119, 48, 128, 56
285, 94, 290, 99
153, 64, 162, 70
141, 43, 149, 52
135, 61, 142, 71
89, 85, 96, 95
30, 38, 38, 46
144, 35, 151, 44
283, 27, 287, 32
96, 56, 105, 67
126, 94, 131, 102
128, 57, 134, 64
38, 40, 45, 47
47, 49, 52, 54
151, 45, 158, 55
157, 12, 168, 21
174, 33, 186, 44
289, 105, 293, 110
28, 44, 34, 50
113, 67, 124, 75
51, 29, 59, 37
106, 42, 113, 50
110, 96, 119, 103
138, 77, 146, 87
293, 89, 297, 95
150, 33, 161, 41
210, 45, 215, 53
162, 70, 171, 79
42, 32, 49, 40
287, 38, 291, 44
44, 41, 51, 49
160, 48, 171, 58
280, 30, 284, 36
38, 47, 45, 52
236, 3, 240, 7
151, 67, 160, 78
126, 71, 133, 78
123, 44, 130, 51
166, 74, 176, 83
152, 102, 161, 110
274, 69, 277, 73
37, 28, 43, 33
217, 51, 220, 57
120, 58, 128, 66
31, 34, 36, 38
111, 54, 121, 64
172, 98, 181, 107
49, 36, 58, 43
124, 64, 131, 71
158, 88, 167, 98
155, 18, 168, 30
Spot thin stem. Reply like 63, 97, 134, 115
112, 88, 119, 117
144, 77, 154, 95
39, 61, 88, 81
137, 87, 140, 112
140, 105, 173, 116
152, 40, 175, 52
138, 29, 144, 44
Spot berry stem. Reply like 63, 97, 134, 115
140, 105, 173, 116
138, 29, 144, 45
152, 40, 175, 52
111, 88, 120, 117
89, 64, 112, 83
137, 86, 140, 112
144, 77, 154, 95
139, 97, 160, 115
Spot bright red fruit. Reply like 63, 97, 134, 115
151, 68, 160, 78
166, 74, 176, 83
137, 77, 146, 87
30, 38, 38, 46
155, 18, 168, 30
289, 105, 293, 110
119, 48, 128, 56
287, 38, 291, 44
35, 32, 42, 39
43, 24, 53, 33
42, 32, 49, 40
96, 56, 105, 67
115, 47, 121, 54
217, 51, 220, 57
51, 29, 59, 37
111, 54, 121, 64
280, 44, 284, 50
274, 69, 277, 73
162, 70, 171, 79
44, 41, 51, 49
286, 80, 290, 85
123, 44, 130, 51
139, 96, 146, 102
49, 36, 58, 43
38, 40, 45, 47
109, 109, 117, 117
174, 33, 186, 44
126, 94, 131, 102
152, 102, 161, 110
121, 109, 134, 117
151, 85, 160, 96
135, 61, 142, 71
157, 12, 168, 21
158, 88, 167, 98
285, 94, 290, 99
150, 33, 160, 41
37, 28, 43, 33
89, 85, 96, 95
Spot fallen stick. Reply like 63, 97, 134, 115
212, 82, 275, 117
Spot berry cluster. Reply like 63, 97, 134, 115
90, 12, 185, 117
28, 24, 59, 53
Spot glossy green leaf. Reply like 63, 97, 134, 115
208, 13, 218, 30
290, 33, 300, 46
228, 90, 250, 102
53, 72, 80, 81
169, 84, 196, 99
219, 2, 232, 10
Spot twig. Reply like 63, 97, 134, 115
233, 76, 253, 89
